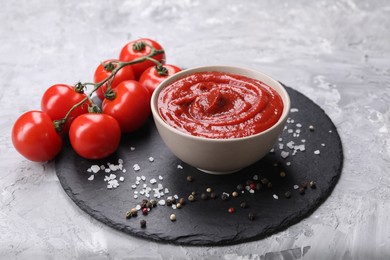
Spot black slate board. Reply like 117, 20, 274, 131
55, 86, 343, 246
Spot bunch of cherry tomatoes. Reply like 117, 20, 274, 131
12, 38, 181, 162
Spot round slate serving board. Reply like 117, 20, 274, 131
55, 86, 343, 246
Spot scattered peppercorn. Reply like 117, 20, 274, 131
267, 182, 273, 189
298, 187, 305, 195
130, 208, 138, 217
210, 192, 217, 199
179, 198, 186, 205
125, 211, 132, 219
280, 171, 286, 178
140, 219, 146, 228
201, 193, 209, 200
150, 199, 157, 207
206, 187, 212, 193
176, 203, 182, 209
228, 207, 235, 213
142, 207, 149, 215
170, 214, 176, 221
249, 183, 256, 190
232, 191, 239, 197
186, 175, 193, 182
284, 191, 292, 198
166, 199, 173, 206
248, 212, 255, 221
309, 125, 315, 131
310, 181, 317, 189
236, 184, 243, 191
240, 202, 247, 208
221, 193, 229, 201
246, 180, 253, 186
191, 191, 196, 196
146, 202, 152, 209
256, 183, 262, 191
188, 194, 195, 202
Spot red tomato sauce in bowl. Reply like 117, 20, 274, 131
157, 71, 284, 139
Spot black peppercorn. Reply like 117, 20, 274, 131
179, 198, 186, 205
186, 175, 193, 182
299, 187, 305, 195
140, 219, 146, 228
236, 184, 243, 191
201, 193, 209, 200
210, 192, 217, 199
166, 199, 173, 206
248, 212, 255, 221
310, 181, 317, 189
284, 191, 291, 198
240, 202, 247, 208
221, 193, 229, 201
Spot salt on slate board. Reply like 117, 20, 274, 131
55, 86, 343, 246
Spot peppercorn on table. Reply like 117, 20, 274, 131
1, 0, 389, 259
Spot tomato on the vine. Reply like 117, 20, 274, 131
93, 59, 136, 100
102, 80, 151, 133
139, 64, 181, 95
12, 111, 63, 162
41, 84, 89, 133
119, 38, 165, 79
69, 113, 121, 160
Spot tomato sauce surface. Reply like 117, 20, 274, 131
158, 71, 284, 139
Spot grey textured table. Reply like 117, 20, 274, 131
1, 1, 389, 259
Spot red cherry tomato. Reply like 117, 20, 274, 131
119, 38, 165, 79
102, 80, 151, 133
69, 113, 121, 160
93, 59, 136, 100
12, 111, 63, 162
41, 84, 89, 133
139, 64, 181, 95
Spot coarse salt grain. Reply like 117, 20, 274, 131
314, 150, 321, 155
158, 200, 166, 206
158, 175, 163, 180
294, 185, 299, 189
133, 164, 140, 171
150, 178, 157, 184
281, 151, 289, 159
149, 157, 154, 162
88, 175, 94, 181
130, 147, 135, 151
177, 165, 183, 169
90, 165, 100, 173
273, 194, 279, 200
290, 108, 299, 113
286, 162, 291, 166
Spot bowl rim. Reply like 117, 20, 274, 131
151, 65, 291, 142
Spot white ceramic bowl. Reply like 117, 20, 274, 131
151, 66, 291, 174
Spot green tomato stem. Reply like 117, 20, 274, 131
54, 44, 165, 133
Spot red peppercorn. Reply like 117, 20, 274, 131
228, 207, 235, 213
249, 183, 257, 190
142, 207, 149, 215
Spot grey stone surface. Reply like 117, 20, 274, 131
0, 0, 389, 259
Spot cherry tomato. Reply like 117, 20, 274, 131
69, 113, 121, 160
12, 111, 63, 162
139, 64, 181, 95
119, 38, 166, 79
41, 84, 89, 133
93, 59, 136, 100
102, 80, 151, 133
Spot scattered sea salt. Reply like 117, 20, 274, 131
273, 194, 279, 200
158, 200, 166, 206
149, 157, 155, 162
158, 175, 163, 180
133, 164, 140, 171
294, 185, 299, 189
150, 178, 157, 184
88, 175, 94, 181
177, 164, 183, 169
90, 165, 100, 173
130, 147, 135, 151
314, 150, 321, 155
281, 151, 289, 159
290, 108, 299, 113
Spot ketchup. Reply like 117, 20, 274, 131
158, 71, 284, 139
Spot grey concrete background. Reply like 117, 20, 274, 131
0, 0, 389, 259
